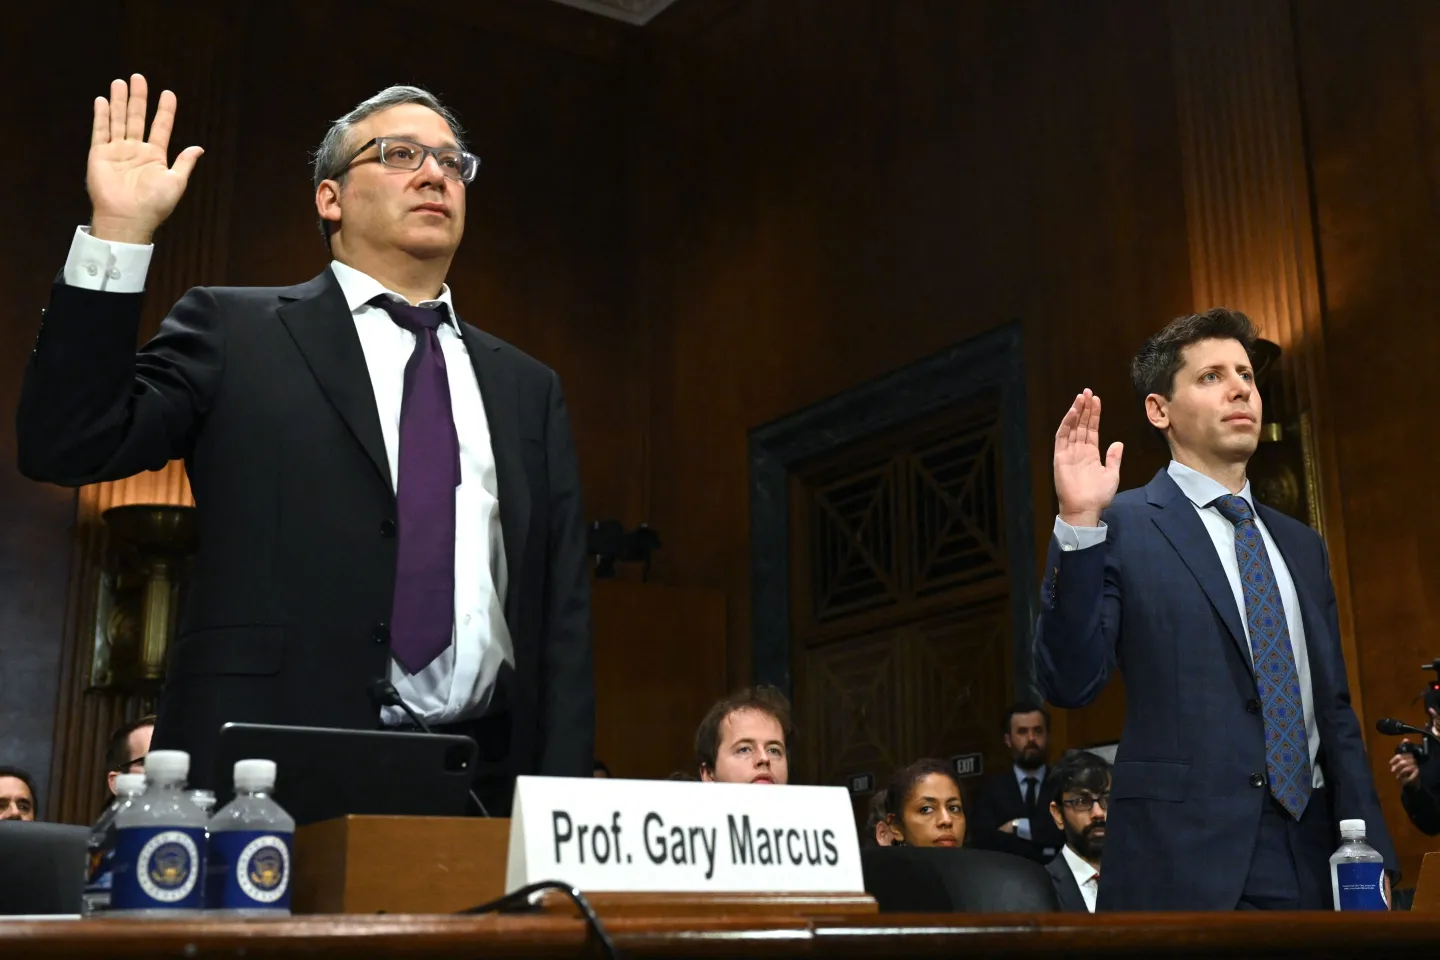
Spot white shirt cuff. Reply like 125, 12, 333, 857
1053, 516, 1108, 552
62, 226, 153, 293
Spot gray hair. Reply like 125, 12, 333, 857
311, 85, 467, 247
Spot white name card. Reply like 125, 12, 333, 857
504, 775, 864, 893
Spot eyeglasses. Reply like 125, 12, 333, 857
113, 754, 147, 774
1060, 793, 1110, 812
335, 137, 480, 183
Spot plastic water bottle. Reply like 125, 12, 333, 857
188, 789, 216, 818
111, 750, 208, 915
206, 759, 294, 914
81, 773, 147, 917
1330, 818, 1387, 910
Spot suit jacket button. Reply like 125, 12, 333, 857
380, 519, 397, 538
372, 622, 390, 643
1249, 772, 1265, 788
1246, 699, 1261, 714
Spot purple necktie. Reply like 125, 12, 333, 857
372, 296, 459, 674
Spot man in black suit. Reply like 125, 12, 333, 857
1044, 750, 1111, 913
967, 702, 1063, 863
17, 76, 593, 813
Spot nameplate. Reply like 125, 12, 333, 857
504, 776, 863, 893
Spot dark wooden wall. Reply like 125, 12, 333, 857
1295, 0, 1440, 881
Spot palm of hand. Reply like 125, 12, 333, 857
89, 140, 185, 224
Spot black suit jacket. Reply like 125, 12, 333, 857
967, 769, 1063, 863
1044, 852, 1091, 912
17, 269, 594, 790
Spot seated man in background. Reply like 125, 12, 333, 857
695, 686, 791, 784
968, 702, 1062, 863
105, 714, 155, 795
1046, 750, 1111, 912
884, 759, 966, 848
0, 766, 37, 821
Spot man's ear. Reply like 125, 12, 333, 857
884, 813, 904, 845
699, 765, 715, 783
316, 179, 343, 229
1145, 393, 1170, 432
1049, 800, 1064, 832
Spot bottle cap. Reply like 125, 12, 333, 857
233, 759, 277, 792
143, 750, 190, 785
114, 773, 146, 796
1339, 818, 1366, 838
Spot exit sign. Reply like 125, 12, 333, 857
951, 752, 984, 778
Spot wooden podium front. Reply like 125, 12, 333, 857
292, 815, 511, 914
291, 815, 877, 918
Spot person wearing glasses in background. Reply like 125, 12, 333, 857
105, 715, 155, 795
1045, 750, 1111, 913
16, 77, 593, 815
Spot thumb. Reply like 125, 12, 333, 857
171, 145, 205, 184
1105, 440, 1124, 474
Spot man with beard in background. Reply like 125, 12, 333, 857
967, 702, 1063, 862
1047, 751, 1111, 912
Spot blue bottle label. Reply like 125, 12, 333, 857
112, 826, 206, 910
208, 831, 292, 910
1335, 861, 1387, 910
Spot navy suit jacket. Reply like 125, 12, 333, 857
1034, 469, 1395, 910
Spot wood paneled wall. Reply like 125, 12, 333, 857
629, 0, 1195, 749
1295, 0, 1440, 882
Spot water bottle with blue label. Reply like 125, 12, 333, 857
111, 751, 208, 915
207, 759, 294, 915
1330, 818, 1387, 910
81, 773, 146, 917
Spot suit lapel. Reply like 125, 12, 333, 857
277, 270, 393, 491
1146, 469, 1250, 664
458, 322, 530, 610
1256, 506, 1331, 673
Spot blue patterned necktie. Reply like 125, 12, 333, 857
1212, 494, 1312, 819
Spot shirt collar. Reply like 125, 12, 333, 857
1014, 764, 1046, 788
1061, 843, 1099, 886
328, 260, 456, 325
1167, 460, 1253, 512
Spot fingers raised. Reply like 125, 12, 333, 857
125, 73, 149, 142
91, 97, 109, 147
1077, 389, 1094, 447
148, 89, 178, 152
170, 145, 204, 184
108, 78, 127, 143
1056, 393, 1084, 446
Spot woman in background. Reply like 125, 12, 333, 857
885, 759, 965, 848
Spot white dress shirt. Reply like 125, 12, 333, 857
62, 227, 514, 725
1052, 460, 1323, 788
1059, 844, 1100, 912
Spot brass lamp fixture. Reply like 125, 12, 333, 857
98, 504, 198, 692
1247, 338, 1315, 526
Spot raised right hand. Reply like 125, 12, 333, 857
1054, 389, 1123, 528
87, 74, 204, 244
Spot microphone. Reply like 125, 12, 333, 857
369, 679, 490, 817
1375, 717, 1440, 744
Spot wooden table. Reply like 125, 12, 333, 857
6, 911, 1440, 958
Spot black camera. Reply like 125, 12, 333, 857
1393, 660, 1440, 762
1397, 740, 1430, 760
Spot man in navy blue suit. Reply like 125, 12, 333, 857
1035, 308, 1395, 910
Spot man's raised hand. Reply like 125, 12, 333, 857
1054, 389, 1123, 528
87, 74, 204, 245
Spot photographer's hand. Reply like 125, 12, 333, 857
1390, 743, 1421, 787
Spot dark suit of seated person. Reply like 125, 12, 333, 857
1044, 750, 1111, 912
968, 702, 1063, 863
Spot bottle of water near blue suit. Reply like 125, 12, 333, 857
111, 751, 208, 915
1330, 818, 1386, 910
81, 773, 147, 917
207, 759, 294, 915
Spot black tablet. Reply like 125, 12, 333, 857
212, 723, 478, 825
